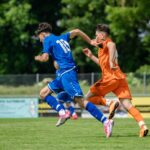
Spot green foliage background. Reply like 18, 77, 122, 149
0, 0, 150, 74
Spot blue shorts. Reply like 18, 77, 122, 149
48, 69, 83, 99
56, 91, 72, 103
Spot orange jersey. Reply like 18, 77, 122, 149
98, 38, 126, 82
90, 38, 132, 99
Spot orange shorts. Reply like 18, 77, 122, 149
90, 78, 132, 100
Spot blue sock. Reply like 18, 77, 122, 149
67, 106, 75, 115
86, 102, 107, 123
45, 95, 65, 112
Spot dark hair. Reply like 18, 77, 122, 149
96, 24, 110, 35
35, 22, 52, 35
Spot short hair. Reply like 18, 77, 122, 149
35, 22, 52, 35
96, 24, 110, 35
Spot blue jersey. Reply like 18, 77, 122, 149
42, 32, 76, 70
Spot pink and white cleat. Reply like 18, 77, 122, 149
104, 119, 114, 138
56, 110, 70, 127
71, 113, 78, 120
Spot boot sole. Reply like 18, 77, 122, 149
56, 118, 67, 127
143, 129, 149, 137
109, 102, 119, 119
56, 116, 70, 127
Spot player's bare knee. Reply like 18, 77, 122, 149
83, 100, 89, 108
120, 99, 132, 110
39, 90, 46, 100
78, 103, 84, 108
75, 97, 84, 108
40, 86, 52, 100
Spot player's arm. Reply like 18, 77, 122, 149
83, 48, 99, 65
69, 29, 98, 47
107, 42, 117, 70
35, 37, 50, 62
35, 53, 49, 62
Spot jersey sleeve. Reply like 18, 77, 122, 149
61, 32, 71, 42
42, 38, 52, 54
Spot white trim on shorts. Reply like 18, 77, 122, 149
60, 66, 76, 77
48, 84, 55, 93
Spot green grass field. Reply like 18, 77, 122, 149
0, 118, 150, 150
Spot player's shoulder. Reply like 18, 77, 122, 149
58, 32, 70, 41
107, 39, 116, 47
44, 34, 57, 43
60, 32, 70, 37
44, 34, 53, 40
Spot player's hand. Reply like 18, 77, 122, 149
34, 55, 40, 61
90, 39, 99, 47
110, 62, 118, 70
82, 48, 93, 58
34, 53, 49, 62
111, 66, 118, 70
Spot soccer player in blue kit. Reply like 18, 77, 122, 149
34, 22, 114, 138
54, 61, 78, 120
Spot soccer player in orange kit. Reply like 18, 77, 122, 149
83, 24, 149, 137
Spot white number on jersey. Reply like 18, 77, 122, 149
56, 39, 71, 53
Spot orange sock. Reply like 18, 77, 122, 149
128, 106, 144, 122
88, 96, 106, 106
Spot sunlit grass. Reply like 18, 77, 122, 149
0, 118, 150, 150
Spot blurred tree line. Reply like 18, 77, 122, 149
0, 0, 149, 74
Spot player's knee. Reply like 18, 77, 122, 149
79, 102, 84, 108
39, 89, 49, 100
120, 99, 132, 110
74, 97, 84, 108
39, 86, 52, 100
39, 90, 45, 100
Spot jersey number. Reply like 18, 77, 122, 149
56, 39, 71, 53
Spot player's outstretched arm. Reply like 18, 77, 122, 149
35, 53, 49, 62
83, 48, 99, 65
70, 29, 98, 47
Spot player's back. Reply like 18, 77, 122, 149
43, 33, 76, 69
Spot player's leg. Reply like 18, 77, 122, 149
66, 102, 78, 119
86, 94, 119, 119
57, 91, 78, 119
86, 79, 120, 119
114, 79, 149, 137
108, 100, 120, 119
40, 86, 64, 114
120, 98, 148, 137
40, 80, 70, 127
85, 91, 106, 105
75, 97, 114, 138
62, 70, 114, 137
